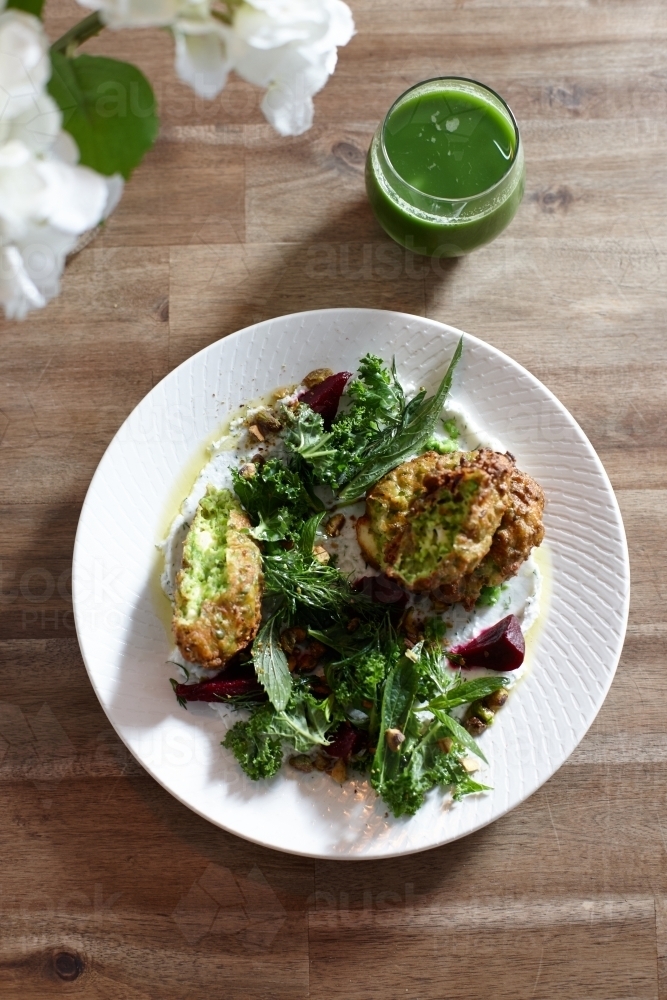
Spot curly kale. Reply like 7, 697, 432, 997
283, 354, 405, 490
223, 685, 337, 780
232, 458, 319, 540
283, 342, 463, 504
223, 705, 284, 780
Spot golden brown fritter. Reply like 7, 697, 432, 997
173, 488, 263, 668
435, 467, 545, 608
356, 450, 460, 569
357, 449, 514, 592
357, 449, 544, 603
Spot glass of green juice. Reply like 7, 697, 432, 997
366, 77, 525, 257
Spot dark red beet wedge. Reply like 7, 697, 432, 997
326, 722, 366, 760
173, 676, 263, 702
452, 614, 525, 672
298, 371, 352, 428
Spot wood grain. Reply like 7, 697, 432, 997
0, 0, 665, 995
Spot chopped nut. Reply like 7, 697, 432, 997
461, 756, 480, 774
280, 626, 308, 654
324, 513, 346, 537
484, 688, 509, 712
253, 407, 282, 434
401, 607, 425, 644
330, 758, 347, 784
468, 702, 495, 726
312, 545, 330, 564
292, 640, 326, 673
303, 367, 334, 389
313, 753, 329, 772
289, 755, 314, 773
346, 618, 360, 632
238, 462, 256, 479
385, 728, 406, 752
248, 424, 264, 442
437, 737, 454, 754
465, 715, 487, 737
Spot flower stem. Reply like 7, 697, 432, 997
51, 11, 105, 56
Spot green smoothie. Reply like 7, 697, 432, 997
366, 78, 525, 257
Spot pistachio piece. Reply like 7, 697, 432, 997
484, 688, 509, 712
330, 758, 347, 784
324, 513, 346, 537
385, 728, 406, 752
303, 367, 334, 389
289, 755, 314, 773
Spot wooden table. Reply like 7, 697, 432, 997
1, 0, 665, 995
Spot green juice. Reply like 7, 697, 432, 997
366, 78, 525, 257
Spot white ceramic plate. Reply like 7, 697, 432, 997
73, 308, 629, 859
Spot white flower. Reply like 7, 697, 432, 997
232, 0, 354, 135
0, 8, 51, 122
0, 90, 62, 154
76, 0, 354, 134
0, 137, 115, 319
76, 0, 184, 29
172, 10, 233, 99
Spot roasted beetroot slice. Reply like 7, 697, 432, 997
173, 676, 263, 702
453, 614, 525, 671
353, 573, 409, 609
326, 722, 366, 760
298, 371, 352, 428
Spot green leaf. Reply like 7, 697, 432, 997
431, 710, 488, 763
429, 676, 508, 710
338, 337, 464, 503
252, 616, 292, 711
271, 691, 333, 752
48, 52, 159, 179
6, 0, 44, 15
371, 655, 420, 789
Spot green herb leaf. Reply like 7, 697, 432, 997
252, 616, 291, 711
430, 710, 488, 763
6, 0, 44, 15
270, 689, 333, 752
477, 584, 503, 607
338, 337, 463, 503
429, 676, 508, 710
48, 52, 158, 179
371, 655, 420, 790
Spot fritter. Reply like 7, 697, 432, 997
435, 467, 545, 608
357, 449, 544, 602
173, 487, 263, 668
357, 449, 514, 592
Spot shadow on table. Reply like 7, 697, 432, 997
175, 196, 462, 363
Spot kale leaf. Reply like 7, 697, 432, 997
222, 685, 337, 780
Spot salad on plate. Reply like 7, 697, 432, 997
160, 339, 546, 818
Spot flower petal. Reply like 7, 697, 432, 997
0, 10, 51, 122
173, 22, 232, 99
0, 243, 46, 320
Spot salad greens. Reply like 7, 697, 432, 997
283, 338, 463, 504
180, 341, 514, 817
